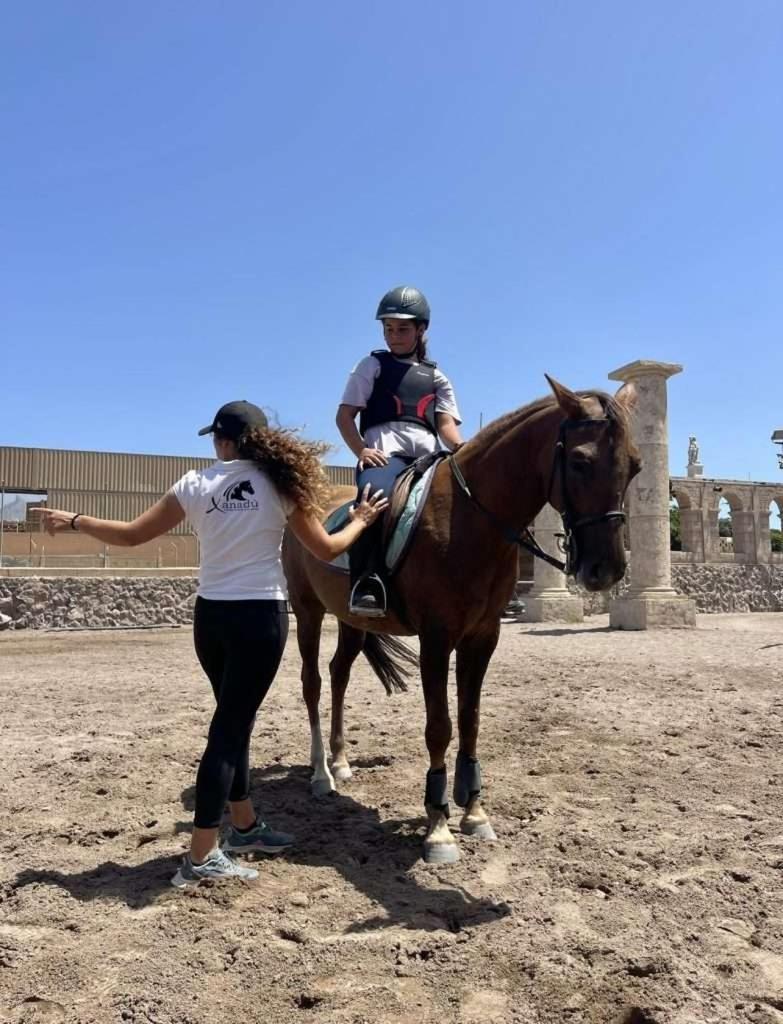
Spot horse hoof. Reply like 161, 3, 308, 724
310, 777, 335, 797
461, 820, 497, 840
332, 764, 353, 783
423, 842, 460, 865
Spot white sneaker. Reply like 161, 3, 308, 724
171, 848, 259, 889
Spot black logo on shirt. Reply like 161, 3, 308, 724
206, 480, 259, 514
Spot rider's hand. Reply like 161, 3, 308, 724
349, 485, 389, 527
29, 508, 77, 536
358, 447, 389, 469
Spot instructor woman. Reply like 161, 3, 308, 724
36, 400, 388, 889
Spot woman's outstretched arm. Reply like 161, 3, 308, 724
32, 493, 186, 547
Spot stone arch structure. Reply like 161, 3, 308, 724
670, 484, 695, 554
670, 486, 692, 509
758, 487, 783, 556
669, 477, 782, 565
767, 496, 783, 553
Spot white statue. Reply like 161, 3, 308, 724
687, 436, 699, 466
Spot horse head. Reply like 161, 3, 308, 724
544, 375, 641, 591
226, 480, 255, 501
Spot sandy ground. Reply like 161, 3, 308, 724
1, 613, 782, 1024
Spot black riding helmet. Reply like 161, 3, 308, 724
375, 286, 431, 326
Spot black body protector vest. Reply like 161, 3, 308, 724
359, 350, 438, 435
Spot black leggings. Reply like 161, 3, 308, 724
192, 597, 289, 829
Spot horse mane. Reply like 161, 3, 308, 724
471, 389, 630, 448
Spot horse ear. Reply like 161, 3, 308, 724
545, 374, 587, 419
614, 381, 638, 412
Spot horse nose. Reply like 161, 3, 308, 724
585, 563, 603, 590
583, 561, 622, 592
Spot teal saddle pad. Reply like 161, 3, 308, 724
322, 469, 431, 574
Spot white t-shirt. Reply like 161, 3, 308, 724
340, 353, 462, 458
171, 460, 294, 601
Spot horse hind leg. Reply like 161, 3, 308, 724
295, 602, 334, 796
328, 622, 365, 783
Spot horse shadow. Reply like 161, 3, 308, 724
10, 766, 510, 930
180, 762, 511, 934
520, 625, 611, 637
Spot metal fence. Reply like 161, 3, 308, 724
2, 553, 184, 569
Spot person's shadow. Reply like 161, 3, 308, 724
12, 763, 511, 931
12, 854, 179, 910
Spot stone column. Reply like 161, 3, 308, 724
703, 504, 721, 562
731, 511, 756, 562
608, 360, 696, 629
753, 490, 775, 564
679, 508, 704, 559
755, 506, 772, 564
517, 504, 584, 622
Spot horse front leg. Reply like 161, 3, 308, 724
328, 622, 365, 783
295, 603, 334, 796
420, 634, 459, 865
454, 628, 500, 840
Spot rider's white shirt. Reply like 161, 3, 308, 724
340, 354, 462, 457
172, 460, 293, 601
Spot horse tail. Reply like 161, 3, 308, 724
362, 633, 418, 695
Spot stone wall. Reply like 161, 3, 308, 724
1, 564, 781, 631
671, 564, 783, 613
572, 564, 783, 616
0, 577, 198, 630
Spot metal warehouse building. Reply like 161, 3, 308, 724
0, 446, 355, 535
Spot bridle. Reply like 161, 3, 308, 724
449, 416, 626, 576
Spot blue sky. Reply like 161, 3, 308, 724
2, 2, 781, 501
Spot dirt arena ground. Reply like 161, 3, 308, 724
1, 613, 782, 1024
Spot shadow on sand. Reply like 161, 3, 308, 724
12, 764, 510, 932
519, 625, 611, 637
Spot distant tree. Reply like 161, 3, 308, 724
718, 516, 733, 538
669, 506, 681, 550
771, 528, 783, 553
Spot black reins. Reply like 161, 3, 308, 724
448, 417, 626, 576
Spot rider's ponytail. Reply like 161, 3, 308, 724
235, 426, 332, 516
415, 323, 429, 361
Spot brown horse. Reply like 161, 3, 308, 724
282, 377, 640, 864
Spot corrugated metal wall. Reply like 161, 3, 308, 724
326, 464, 355, 487
0, 446, 214, 494
1, 447, 355, 536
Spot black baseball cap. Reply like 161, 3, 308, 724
198, 400, 268, 440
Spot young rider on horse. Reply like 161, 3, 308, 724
336, 286, 464, 617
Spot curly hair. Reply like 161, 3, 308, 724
232, 425, 332, 516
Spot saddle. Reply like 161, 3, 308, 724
322, 451, 449, 575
